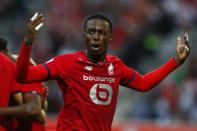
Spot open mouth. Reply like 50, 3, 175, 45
90, 44, 100, 52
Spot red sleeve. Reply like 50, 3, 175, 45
43, 54, 73, 80
11, 82, 22, 95
16, 41, 49, 83
120, 58, 179, 92
21, 82, 43, 95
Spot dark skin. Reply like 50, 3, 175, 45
0, 84, 48, 124
84, 19, 112, 63
25, 12, 190, 65
0, 53, 48, 124
0, 93, 41, 118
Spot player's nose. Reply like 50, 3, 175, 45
93, 32, 100, 41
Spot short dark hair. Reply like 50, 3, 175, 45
84, 13, 112, 33
0, 38, 8, 51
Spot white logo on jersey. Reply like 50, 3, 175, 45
83, 75, 115, 83
84, 66, 93, 71
90, 84, 113, 105
108, 63, 114, 75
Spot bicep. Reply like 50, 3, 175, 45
13, 92, 23, 105
23, 93, 41, 107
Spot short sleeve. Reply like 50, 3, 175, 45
21, 82, 43, 95
43, 54, 73, 80
11, 82, 22, 95
0, 53, 21, 95
119, 60, 136, 87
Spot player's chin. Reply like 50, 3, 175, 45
89, 49, 103, 56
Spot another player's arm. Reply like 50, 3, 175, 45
33, 86, 49, 125
123, 33, 190, 92
12, 92, 23, 105
0, 93, 41, 118
41, 86, 48, 111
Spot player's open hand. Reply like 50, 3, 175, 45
175, 33, 190, 65
24, 12, 44, 45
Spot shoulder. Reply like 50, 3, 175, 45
0, 53, 15, 67
107, 54, 122, 63
46, 52, 79, 64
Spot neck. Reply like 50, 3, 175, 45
84, 50, 106, 63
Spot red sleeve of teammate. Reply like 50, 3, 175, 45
11, 82, 22, 95
120, 58, 179, 92
21, 82, 43, 95
16, 41, 49, 83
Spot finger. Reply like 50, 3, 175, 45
185, 45, 190, 52
32, 14, 44, 26
184, 33, 190, 51
35, 23, 43, 31
33, 16, 44, 31
31, 12, 39, 21
177, 37, 182, 46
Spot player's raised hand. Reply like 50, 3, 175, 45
24, 12, 44, 45
174, 33, 190, 65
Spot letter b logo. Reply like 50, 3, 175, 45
89, 84, 113, 105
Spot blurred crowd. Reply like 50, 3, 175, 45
1, 0, 197, 124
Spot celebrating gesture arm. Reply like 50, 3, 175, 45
174, 33, 190, 65
16, 13, 48, 83
24, 12, 44, 45
122, 33, 191, 92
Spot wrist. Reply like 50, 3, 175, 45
24, 38, 32, 46
174, 57, 183, 65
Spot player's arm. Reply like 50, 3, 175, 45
12, 92, 23, 105
41, 86, 48, 111
0, 93, 41, 118
33, 109, 47, 127
122, 33, 190, 92
16, 12, 48, 83
23, 93, 46, 124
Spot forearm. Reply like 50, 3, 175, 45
131, 58, 179, 92
16, 41, 49, 83
33, 109, 46, 126
16, 41, 32, 82
42, 100, 48, 112
0, 103, 41, 118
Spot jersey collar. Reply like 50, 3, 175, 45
82, 50, 107, 65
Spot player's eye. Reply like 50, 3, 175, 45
99, 30, 107, 35
87, 29, 95, 35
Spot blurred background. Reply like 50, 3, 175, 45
1, 0, 197, 130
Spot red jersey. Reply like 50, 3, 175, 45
16, 42, 178, 131
0, 53, 20, 131
16, 82, 45, 131
42, 51, 178, 131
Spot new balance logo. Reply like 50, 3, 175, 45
85, 66, 93, 71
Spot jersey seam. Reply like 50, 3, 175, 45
124, 71, 136, 86
43, 64, 51, 80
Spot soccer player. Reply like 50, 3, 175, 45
16, 13, 190, 131
0, 38, 22, 130
0, 55, 48, 131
